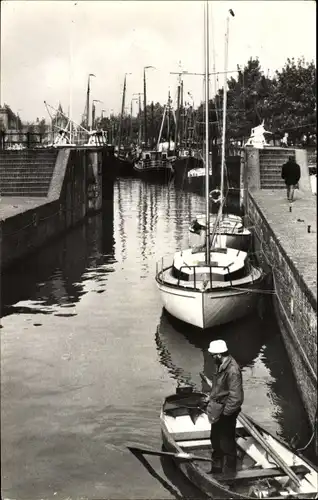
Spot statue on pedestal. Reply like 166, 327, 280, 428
245, 120, 272, 149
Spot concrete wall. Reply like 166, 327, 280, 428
246, 192, 317, 428
295, 149, 312, 194
0, 147, 108, 269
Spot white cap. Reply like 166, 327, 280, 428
208, 340, 228, 354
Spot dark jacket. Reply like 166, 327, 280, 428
281, 160, 301, 185
208, 355, 244, 417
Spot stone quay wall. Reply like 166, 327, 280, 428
246, 191, 317, 429
0, 147, 113, 269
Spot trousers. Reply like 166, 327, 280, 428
210, 410, 240, 470
286, 184, 296, 201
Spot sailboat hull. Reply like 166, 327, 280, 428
156, 272, 263, 329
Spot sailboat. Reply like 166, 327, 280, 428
155, 4, 264, 329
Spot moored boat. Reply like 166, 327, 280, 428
114, 146, 136, 176
134, 150, 175, 181
159, 388, 318, 499
155, 247, 264, 329
189, 213, 252, 252
155, 1, 263, 329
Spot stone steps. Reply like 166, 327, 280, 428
0, 188, 48, 196
261, 183, 286, 189
0, 168, 54, 175
0, 180, 51, 186
258, 150, 295, 190
0, 149, 57, 196
0, 161, 56, 166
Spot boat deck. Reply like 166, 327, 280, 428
159, 266, 262, 290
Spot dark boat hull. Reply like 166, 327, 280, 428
114, 156, 135, 176
133, 164, 174, 182
173, 155, 203, 185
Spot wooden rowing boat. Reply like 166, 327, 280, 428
158, 389, 318, 499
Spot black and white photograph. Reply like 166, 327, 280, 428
0, 1, 317, 499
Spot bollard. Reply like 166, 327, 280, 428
307, 225, 311, 233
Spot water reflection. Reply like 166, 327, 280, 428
2, 176, 314, 500
1, 208, 115, 319
116, 179, 128, 262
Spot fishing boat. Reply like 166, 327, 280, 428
156, 388, 318, 499
133, 92, 176, 180
189, 212, 252, 252
134, 149, 175, 181
155, 3, 263, 329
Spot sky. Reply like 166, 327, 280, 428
1, 0, 316, 123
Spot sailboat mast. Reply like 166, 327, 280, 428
175, 83, 181, 146
86, 77, 90, 130
138, 94, 142, 144
220, 10, 234, 215
204, 1, 211, 265
180, 79, 184, 147
143, 68, 147, 147
118, 74, 127, 149
130, 99, 133, 144
69, 19, 73, 143
167, 91, 171, 147
220, 14, 231, 214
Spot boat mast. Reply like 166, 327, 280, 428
220, 9, 234, 214
204, 1, 210, 265
86, 77, 90, 130
157, 104, 167, 149
167, 90, 171, 149
180, 79, 184, 148
118, 73, 128, 150
151, 101, 154, 149
86, 73, 95, 131
175, 82, 181, 147
130, 99, 133, 144
138, 94, 142, 145
69, 19, 73, 144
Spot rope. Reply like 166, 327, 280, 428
228, 286, 276, 295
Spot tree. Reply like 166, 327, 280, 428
224, 58, 272, 142
267, 57, 316, 144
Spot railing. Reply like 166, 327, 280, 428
140, 159, 172, 169
156, 253, 256, 291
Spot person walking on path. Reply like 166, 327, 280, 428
281, 155, 301, 202
201, 339, 244, 475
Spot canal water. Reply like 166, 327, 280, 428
1, 177, 314, 499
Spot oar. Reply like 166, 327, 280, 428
128, 446, 213, 462
239, 413, 301, 489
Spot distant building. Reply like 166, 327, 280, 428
52, 103, 68, 131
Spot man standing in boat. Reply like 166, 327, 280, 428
201, 340, 244, 475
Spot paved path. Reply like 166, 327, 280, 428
251, 189, 317, 301
0, 197, 46, 221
